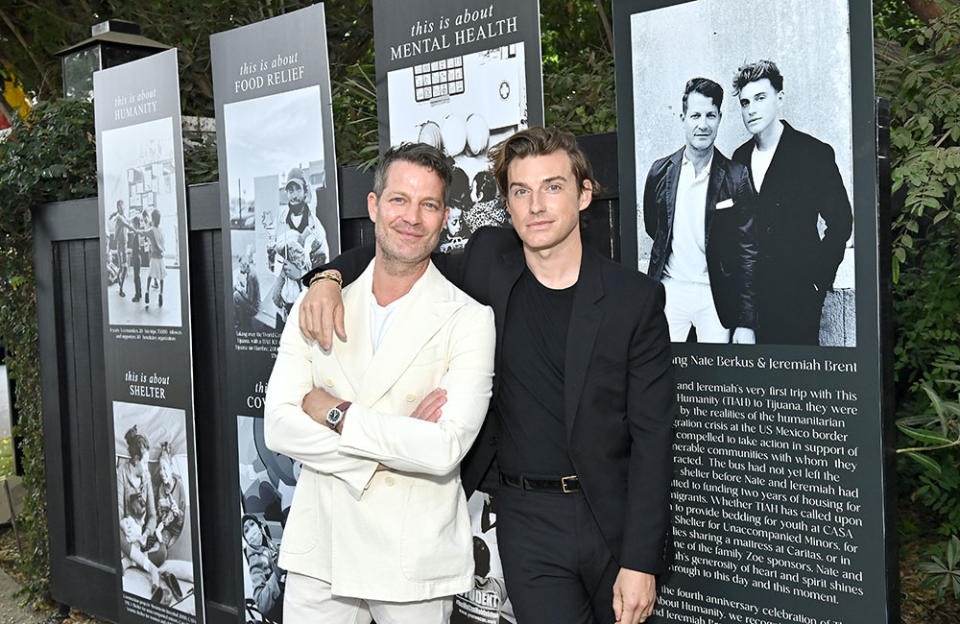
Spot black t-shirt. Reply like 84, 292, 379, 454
496, 267, 577, 476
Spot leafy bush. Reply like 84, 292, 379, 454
877, 6, 960, 604
0, 99, 97, 601
919, 535, 960, 601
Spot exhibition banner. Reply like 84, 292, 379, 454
374, 0, 544, 253
94, 48, 205, 623
210, 5, 340, 621
613, 0, 892, 622
373, 2, 542, 621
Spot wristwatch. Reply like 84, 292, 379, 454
325, 401, 351, 433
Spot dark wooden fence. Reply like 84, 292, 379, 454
32, 133, 621, 623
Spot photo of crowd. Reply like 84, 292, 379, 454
101, 118, 183, 327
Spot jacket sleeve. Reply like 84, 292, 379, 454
812, 144, 853, 290
337, 304, 495, 476
301, 244, 375, 288
263, 295, 379, 499
642, 165, 661, 241
620, 282, 677, 574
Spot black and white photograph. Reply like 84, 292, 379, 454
223, 85, 337, 331
451, 492, 516, 624
101, 117, 183, 328
625, 0, 856, 347
231, 229, 265, 333
114, 401, 195, 614
237, 415, 297, 624
386, 44, 528, 253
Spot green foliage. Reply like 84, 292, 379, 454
893, 241, 960, 394
544, 49, 616, 136
541, 1, 616, 135
331, 63, 379, 171
897, 377, 960, 529
877, 7, 960, 285
0, 98, 97, 602
918, 535, 960, 601
876, 4, 960, 605
915, 464, 960, 535
873, 0, 926, 44
183, 134, 219, 184
879, 4, 960, 411
896, 374, 960, 601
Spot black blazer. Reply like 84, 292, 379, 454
732, 121, 852, 294
643, 147, 757, 329
313, 226, 677, 575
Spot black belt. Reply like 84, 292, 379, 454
500, 472, 581, 494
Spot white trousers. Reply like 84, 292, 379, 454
283, 572, 454, 624
662, 277, 730, 343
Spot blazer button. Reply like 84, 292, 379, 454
405, 393, 416, 402
385, 476, 396, 486
325, 378, 335, 387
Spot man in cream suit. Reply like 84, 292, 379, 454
264, 143, 495, 623
644, 77, 758, 344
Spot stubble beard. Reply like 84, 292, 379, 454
375, 219, 435, 277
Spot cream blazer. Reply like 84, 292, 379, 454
264, 259, 495, 602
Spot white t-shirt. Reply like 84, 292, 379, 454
370, 291, 409, 351
751, 130, 783, 191
664, 151, 712, 284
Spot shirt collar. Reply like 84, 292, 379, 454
681, 149, 714, 182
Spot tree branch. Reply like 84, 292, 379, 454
875, 48, 960, 93
594, 1, 614, 56
0, 8, 48, 95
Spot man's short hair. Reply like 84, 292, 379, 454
489, 126, 597, 199
682, 77, 724, 113
372, 142, 453, 205
732, 60, 784, 96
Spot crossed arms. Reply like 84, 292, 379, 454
264, 292, 495, 499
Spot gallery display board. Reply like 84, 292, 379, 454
209, 4, 340, 622
373, 0, 544, 253
94, 48, 206, 623
614, 0, 893, 622
372, 1, 543, 621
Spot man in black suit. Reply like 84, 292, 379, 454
731, 60, 853, 345
300, 129, 676, 624
643, 77, 757, 344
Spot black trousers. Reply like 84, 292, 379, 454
497, 485, 618, 624
130, 247, 143, 298
756, 274, 826, 345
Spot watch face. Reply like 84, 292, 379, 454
326, 407, 343, 427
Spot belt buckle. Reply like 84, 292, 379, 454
561, 475, 578, 494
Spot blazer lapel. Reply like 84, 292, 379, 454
355, 262, 463, 406
564, 247, 604, 439
704, 149, 727, 248
492, 241, 526, 383
664, 149, 684, 236
756, 121, 793, 198
331, 261, 376, 399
